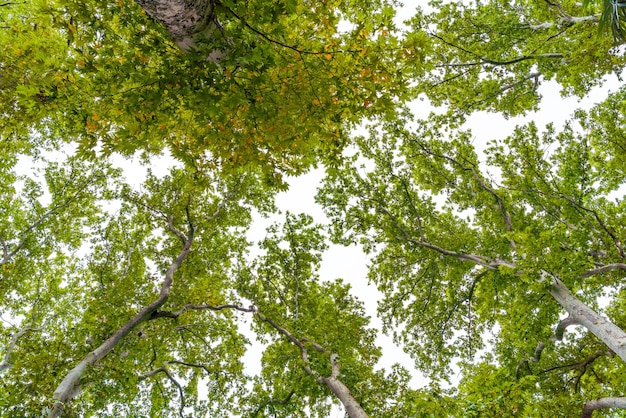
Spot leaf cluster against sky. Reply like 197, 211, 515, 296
2, 0, 626, 417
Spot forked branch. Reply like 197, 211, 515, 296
49, 213, 195, 418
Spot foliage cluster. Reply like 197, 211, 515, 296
2, 0, 626, 417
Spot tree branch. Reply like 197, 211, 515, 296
49, 213, 195, 417
156, 300, 368, 417
579, 263, 626, 278
252, 390, 296, 416
407, 138, 515, 247
553, 315, 579, 341
582, 397, 626, 418
544, 0, 599, 25
220, 4, 359, 55
549, 276, 626, 362
150, 303, 254, 320
0, 325, 40, 373
140, 366, 186, 418
2, 194, 84, 265
429, 32, 563, 66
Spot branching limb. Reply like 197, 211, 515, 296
140, 366, 186, 418
553, 316, 579, 341
49, 213, 195, 418
150, 303, 254, 320
500, 72, 541, 94
152, 299, 368, 417
408, 138, 515, 245
429, 32, 563, 66
0, 325, 40, 373
2, 200, 75, 265
517, 315, 582, 378
516, 342, 546, 378
549, 276, 626, 362
385, 204, 515, 268
251, 390, 296, 416
537, 349, 613, 377
220, 4, 359, 55
544, 0, 599, 25
582, 397, 626, 418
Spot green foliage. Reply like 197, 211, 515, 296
3, 0, 626, 416
1, 0, 414, 181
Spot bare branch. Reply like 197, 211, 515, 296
375, 202, 514, 269
252, 390, 296, 416
150, 303, 254, 320
557, 194, 625, 258
429, 31, 563, 66
549, 276, 626, 362
538, 349, 614, 376
221, 4, 359, 55
408, 138, 515, 245
553, 316, 579, 342
543, 0, 598, 25
167, 214, 188, 245
500, 72, 541, 94
204, 190, 234, 222
166, 359, 220, 376
582, 397, 626, 418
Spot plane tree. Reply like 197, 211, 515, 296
1, 0, 419, 180
232, 213, 421, 417
3, 0, 626, 416
317, 105, 626, 416
411, 0, 626, 117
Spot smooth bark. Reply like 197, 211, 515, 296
319, 355, 369, 418
582, 397, 626, 418
550, 277, 626, 362
49, 217, 194, 417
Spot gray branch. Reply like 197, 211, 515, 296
582, 397, 626, 418
579, 263, 626, 278
49, 215, 195, 417
550, 276, 626, 362
141, 365, 186, 418
0, 326, 40, 373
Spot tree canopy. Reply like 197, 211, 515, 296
2, 0, 626, 417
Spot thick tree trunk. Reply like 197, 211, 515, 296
582, 397, 626, 418
133, 0, 220, 51
321, 376, 369, 418
550, 278, 626, 361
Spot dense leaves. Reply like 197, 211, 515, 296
3, 0, 626, 416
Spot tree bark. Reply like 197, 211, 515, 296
49, 218, 194, 417
133, 0, 220, 51
582, 397, 626, 418
321, 376, 369, 418
550, 277, 626, 362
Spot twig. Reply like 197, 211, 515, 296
221, 5, 359, 55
